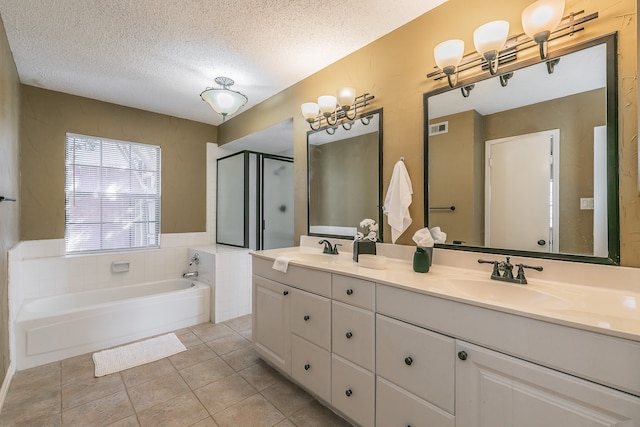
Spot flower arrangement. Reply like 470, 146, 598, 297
355, 218, 378, 242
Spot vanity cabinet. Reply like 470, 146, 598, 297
253, 275, 291, 374
456, 341, 640, 426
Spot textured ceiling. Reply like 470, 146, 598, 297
0, 0, 447, 126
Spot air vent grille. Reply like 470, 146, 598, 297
429, 121, 448, 136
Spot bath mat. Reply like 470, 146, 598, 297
93, 333, 186, 377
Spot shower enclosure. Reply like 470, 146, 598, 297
216, 151, 294, 250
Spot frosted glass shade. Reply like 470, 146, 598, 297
337, 87, 356, 107
200, 88, 248, 117
474, 20, 510, 58
434, 39, 465, 71
301, 102, 319, 121
522, 0, 565, 40
317, 95, 337, 115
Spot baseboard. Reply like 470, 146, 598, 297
0, 363, 14, 414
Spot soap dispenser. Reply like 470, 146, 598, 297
413, 247, 430, 273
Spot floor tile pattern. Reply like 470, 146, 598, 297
1, 315, 352, 426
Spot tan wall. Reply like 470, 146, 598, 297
20, 86, 217, 240
484, 89, 606, 255
0, 12, 21, 383
429, 110, 484, 246
217, 0, 638, 266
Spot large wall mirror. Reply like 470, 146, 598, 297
424, 33, 619, 265
308, 109, 383, 240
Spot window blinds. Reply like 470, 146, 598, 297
65, 133, 161, 253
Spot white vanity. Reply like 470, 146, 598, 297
251, 245, 640, 427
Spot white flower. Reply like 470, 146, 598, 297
356, 218, 378, 242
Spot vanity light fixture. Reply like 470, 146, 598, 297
200, 76, 248, 122
427, 5, 597, 91
473, 20, 510, 75
522, 0, 565, 60
301, 89, 375, 133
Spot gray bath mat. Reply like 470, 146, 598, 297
93, 333, 186, 377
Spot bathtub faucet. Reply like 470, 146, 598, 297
183, 271, 199, 278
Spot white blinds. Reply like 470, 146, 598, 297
65, 133, 161, 253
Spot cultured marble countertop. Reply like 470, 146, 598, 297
253, 246, 640, 343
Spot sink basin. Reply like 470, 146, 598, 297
277, 251, 354, 267
444, 278, 572, 309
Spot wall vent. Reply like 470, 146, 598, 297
429, 121, 448, 136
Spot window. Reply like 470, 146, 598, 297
65, 133, 161, 253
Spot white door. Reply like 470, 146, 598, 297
485, 130, 559, 252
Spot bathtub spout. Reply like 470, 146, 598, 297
183, 271, 199, 278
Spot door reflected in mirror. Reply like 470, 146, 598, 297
308, 109, 383, 240
424, 34, 619, 264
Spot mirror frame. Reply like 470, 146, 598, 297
423, 33, 619, 265
307, 108, 384, 241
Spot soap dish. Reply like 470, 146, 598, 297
358, 255, 387, 269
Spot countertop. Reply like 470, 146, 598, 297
252, 246, 640, 343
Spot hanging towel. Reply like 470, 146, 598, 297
383, 159, 413, 243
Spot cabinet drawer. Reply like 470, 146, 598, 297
331, 354, 375, 427
290, 289, 331, 350
291, 334, 331, 403
332, 301, 374, 371
332, 274, 375, 310
377, 377, 455, 427
376, 314, 455, 414
253, 257, 331, 297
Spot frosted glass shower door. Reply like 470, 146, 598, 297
262, 158, 294, 249
217, 152, 246, 247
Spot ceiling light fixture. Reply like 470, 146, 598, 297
301, 89, 374, 134
427, 5, 597, 91
200, 76, 248, 122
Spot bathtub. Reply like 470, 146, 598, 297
15, 279, 210, 370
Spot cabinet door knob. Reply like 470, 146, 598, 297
404, 356, 413, 366
345, 389, 353, 397
345, 331, 353, 339
458, 351, 468, 361
304, 363, 310, 370
283, 290, 288, 296
304, 315, 310, 321
346, 288, 354, 295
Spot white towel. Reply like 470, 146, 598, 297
272, 256, 293, 273
383, 160, 413, 243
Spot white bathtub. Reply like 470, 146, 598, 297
15, 279, 210, 370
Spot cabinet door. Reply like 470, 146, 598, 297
456, 341, 640, 427
290, 288, 331, 350
291, 334, 331, 403
376, 314, 455, 414
332, 354, 375, 427
332, 301, 375, 371
252, 275, 291, 374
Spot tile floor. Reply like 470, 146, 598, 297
0, 315, 352, 426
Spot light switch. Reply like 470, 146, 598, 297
580, 198, 594, 210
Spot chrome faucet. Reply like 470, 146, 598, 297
183, 271, 199, 278
318, 239, 341, 255
478, 256, 543, 285
189, 252, 200, 266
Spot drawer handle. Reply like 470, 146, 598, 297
304, 315, 310, 321
404, 356, 413, 366
283, 290, 288, 296
345, 331, 353, 339
346, 288, 354, 295
304, 363, 311, 371
458, 351, 468, 361
345, 389, 353, 397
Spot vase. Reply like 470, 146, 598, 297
353, 239, 376, 262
